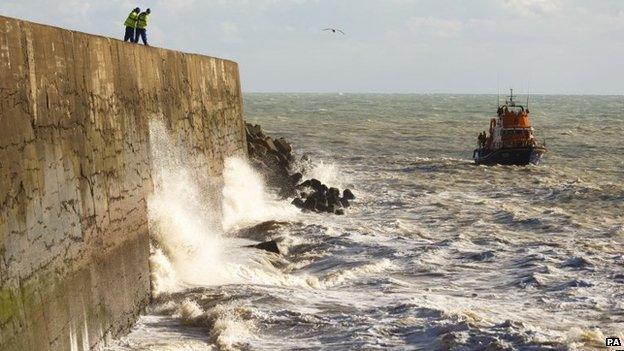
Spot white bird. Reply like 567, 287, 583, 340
323, 28, 345, 35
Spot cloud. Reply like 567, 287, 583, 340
406, 16, 463, 37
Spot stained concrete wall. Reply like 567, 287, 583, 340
0, 15, 246, 350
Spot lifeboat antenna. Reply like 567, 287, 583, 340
527, 80, 530, 110
497, 74, 500, 107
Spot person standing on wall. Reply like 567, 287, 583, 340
123, 7, 140, 42
135, 8, 151, 46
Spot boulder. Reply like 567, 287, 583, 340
258, 145, 269, 156
328, 187, 340, 198
315, 189, 327, 198
315, 202, 328, 212
263, 138, 279, 154
328, 196, 341, 208
303, 197, 317, 211
274, 138, 292, 155
246, 240, 280, 254
335, 209, 345, 215
251, 159, 268, 171
339, 197, 350, 208
249, 124, 263, 136
277, 153, 290, 167
343, 189, 355, 200
298, 179, 311, 188
309, 179, 323, 191
327, 187, 341, 206
237, 221, 289, 241
291, 198, 304, 208
290, 172, 303, 184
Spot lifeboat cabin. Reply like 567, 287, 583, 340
473, 89, 546, 165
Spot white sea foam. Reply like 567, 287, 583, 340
221, 157, 298, 232
303, 160, 351, 190
149, 248, 180, 297
147, 122, 299, 288
178, 299, 204, 325
204, 305, 256, 351
147, 119, 227, 289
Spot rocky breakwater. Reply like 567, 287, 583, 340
245, 123, 355, 215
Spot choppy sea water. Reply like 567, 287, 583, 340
108, 94, 624, 351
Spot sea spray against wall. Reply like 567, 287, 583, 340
146, 119, 298, 294
147, 118, 225, 292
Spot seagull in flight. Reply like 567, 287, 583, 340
323, 28, 345, 35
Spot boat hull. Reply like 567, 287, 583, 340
473, 147, 545, 166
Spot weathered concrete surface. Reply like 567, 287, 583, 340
0, 15, 246, 350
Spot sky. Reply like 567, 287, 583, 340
0, 0, 622, 94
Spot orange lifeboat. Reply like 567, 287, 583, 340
473, 89, 546, 165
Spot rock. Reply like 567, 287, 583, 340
237, 221, 289, 241
339, 197, 350, 208
246, 240, 280, 254
328, 196, 341, 208
291, 198, 304, 208
263, 138, 279, 154
316, 188, 327, 198
277, 153, 290, 167
245, 122, 356, 216
256, 145, 269, 156
343, 189, 355, 200
249, 123, 263, 136
290, 172, 303, 184
274, 138, 292, 155
303, 197, 317, 211
315, 202, 328, 212
327, 187, 341, 206
251, 159, 268, 172
310, 190, 327, 203
309, 179, 322, 191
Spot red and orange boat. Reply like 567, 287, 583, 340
473, 89, 546, 165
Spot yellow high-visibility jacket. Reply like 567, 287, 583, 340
137, 13, 149, 29
124, 11, 139, 28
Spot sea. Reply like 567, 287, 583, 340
107, 94, 624, 351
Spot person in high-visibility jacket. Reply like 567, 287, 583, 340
135, 8, 151, 46
123, 7, 140, 42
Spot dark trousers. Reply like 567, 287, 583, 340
124, 27, 136, 42
135, 28, 148, 45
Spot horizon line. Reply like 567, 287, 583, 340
243, 91, 624, 97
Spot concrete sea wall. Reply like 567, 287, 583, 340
0, 15, 246, 350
